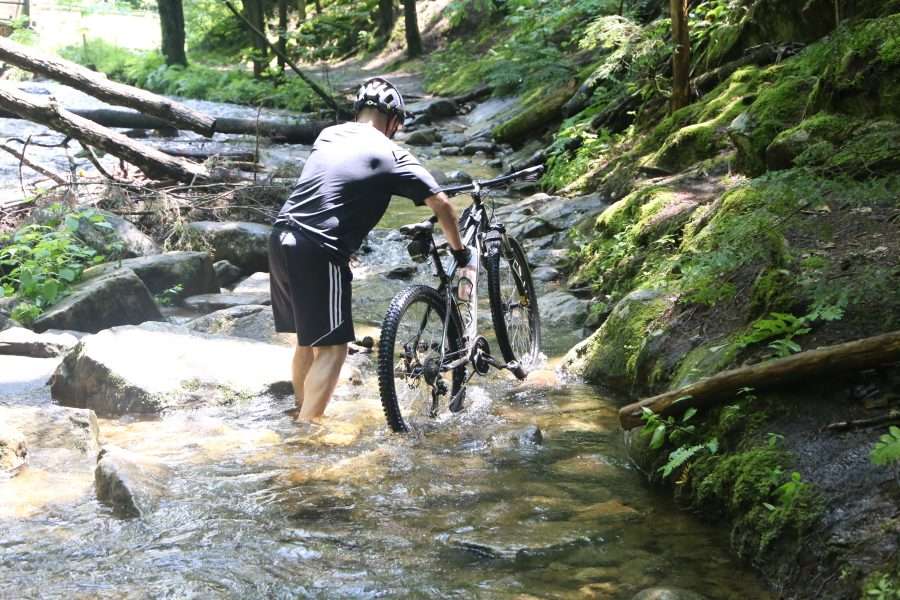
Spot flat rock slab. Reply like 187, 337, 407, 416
51, 322, 294, 415
185, 304, 291, 346
183, 292, 271, 313
0, 327, 79, 358
95, 445, 172, 518
448, 521, 592, 561
32, 269, 163, 334
232, 272, 270, 294
84, 251, 218, 299
188, 221, 271, 274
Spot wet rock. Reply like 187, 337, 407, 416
631, 588, 708, 600
508, 218, 556, 240
186, 304, 290, 346
32, 269, 163, 334
0, 327, 79, 358
440, 146, 462, 156
463, 140, 497, 155
405, 127, 441, 146
532, 266, 560, 282
50, 322, 294, 415
84, 251, 219, 299
214, 260, 244, 288
0, 311, 20, 332
0, 405, 100, 456
95, 445, 172, 518
426, 98, 458, 119
573, 499, 640, 522
536, 193, 609, 232
440, 133, 468, 148
0, 424, 27, 475
233, 272, 270, 294
28, 207, 158, 259
514, 425, 543, 446
448, 521, 591, 560
538, 290, 590, 328
187, 221, 272, 274
385, 265, 417, 280
183, 292, 271, 313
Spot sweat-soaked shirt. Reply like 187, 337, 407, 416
274, 122, 442, 262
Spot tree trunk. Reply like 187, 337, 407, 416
669, 0, 690, 112
157, 0, 187, 67
0, 37, 214, 136
618, 330, 900, 430
243, 0, 268, 78
298, 0, 306, 21
0, 88, 208, 183
314, 0, 322, 15
278, 0, 288, 74
378, 0, 394, 39
403, 0, 423, 58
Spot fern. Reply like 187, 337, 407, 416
659, 444, 704, 478
871, 426, 900, 467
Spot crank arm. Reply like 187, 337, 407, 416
483, 355, 527, 380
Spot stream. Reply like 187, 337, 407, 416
0, 82, 774, 599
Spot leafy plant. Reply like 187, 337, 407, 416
865, 574, 900, 600
871, 426, 900, 485
737, 299, 846, 358
155, 284, 184, 307
641, 406, 718, 480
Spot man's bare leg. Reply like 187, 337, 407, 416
297, 343, 348, 421
292, 344, 315, 410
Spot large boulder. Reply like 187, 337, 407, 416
186, 304, 291, 346
83, 251, 219, 299
32, 269, 163, 334
0, 327, 79, 358
187, 221, 271, 274
95, 445, 172, 518
50, 322, 294, 415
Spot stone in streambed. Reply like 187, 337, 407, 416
50, 322, 294, 415
632, 588, 708, 600
32, 269, 163, 334
0, 327, 79, 358
385, 265, 417, 280
0, 405, 100, 457
531, 266, 560, 282
513, 425, 543, 446
232, 272, 270, 294
405, 127, 441, 146
0, 424, 27, 475
95, 445, 172, 518
83, 251, 218, 299
214, 260, 244, 288
448, 521, 591, 561
28, 207, 159, 259
187, 221, 272, 274
538, 290, 590, 328
186, 304, 291, 346
183, 292, 271, 314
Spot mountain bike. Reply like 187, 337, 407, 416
377, 165, 544, 433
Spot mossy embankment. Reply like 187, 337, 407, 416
426, 3, 900, 597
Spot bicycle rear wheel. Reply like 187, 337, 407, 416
485, 235, 541, 375
377, 285, 466, 433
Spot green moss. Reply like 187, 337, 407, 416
670, 336, 741, 388
492, 82, 577, 144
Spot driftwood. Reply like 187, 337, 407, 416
156, 147, 257, 162
0, 37, 215, 137
0, 143, 66, 185
824, 410, 900, 432
0, 107, 332, 144
0, 87, 208, 183
618, 330, 900, 430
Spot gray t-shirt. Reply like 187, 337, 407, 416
274, 122, 442, 262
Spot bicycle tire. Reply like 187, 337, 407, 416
485, 235, 541, 375
377, 285, 466, 433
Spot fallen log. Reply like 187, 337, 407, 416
0, 142, 67, 185
618, 330, 900, 430
0, 87, 208, 183
0, 107, 331, 144
155, 146, 257, 162
0, 37, 215, 137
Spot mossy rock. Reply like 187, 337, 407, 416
492, 81, 577, 145
561, 289, 675, 390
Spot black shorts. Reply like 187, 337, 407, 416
268, 227, 355, 347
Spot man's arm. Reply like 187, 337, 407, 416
425, 192, 464, 251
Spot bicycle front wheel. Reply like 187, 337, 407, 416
486, 235, 541, 375
377, 285, 466, 433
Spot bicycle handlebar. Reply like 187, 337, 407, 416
441, 164, 545, 198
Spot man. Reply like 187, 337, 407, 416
268, 77, 471, 422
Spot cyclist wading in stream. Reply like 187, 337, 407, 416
268, 77, 475, 422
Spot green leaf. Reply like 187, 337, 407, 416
58, 268, 77, 283
650, 424, 666, 450
706, 438, 719, 455
762, 502, 776, 511
39, 280, 60, 304
681, 407, 698, 423
658, 444, 703, 479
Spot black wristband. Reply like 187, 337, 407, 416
451, 247, 472, 266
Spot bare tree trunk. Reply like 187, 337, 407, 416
157, 0, 187, 67
297, 0, 306, 21
403, 0, 423, 58
243, 0, 268, 78
0, 88, 208, 183
314, 0, 322, 15
278, 0, 288, 74
669, 0, 690, 112
0, 37, 215, 136
378, 0, 394, 40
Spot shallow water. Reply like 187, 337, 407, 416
0, 89, 773, 600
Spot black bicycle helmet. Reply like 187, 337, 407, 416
354, 77, 406, 119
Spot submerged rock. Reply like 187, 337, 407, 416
632, 588, 708, 600
448, 521, 591, 560
50, 322, 294, 415
183, 292, 271, 313
514, 425, 543, 446
84, 251, 219, 299
0, 327, 79, 358
186, 304, 290, 346
95, 445, 172, 518
32, 269, 163, 334
188, 221, 271, 274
